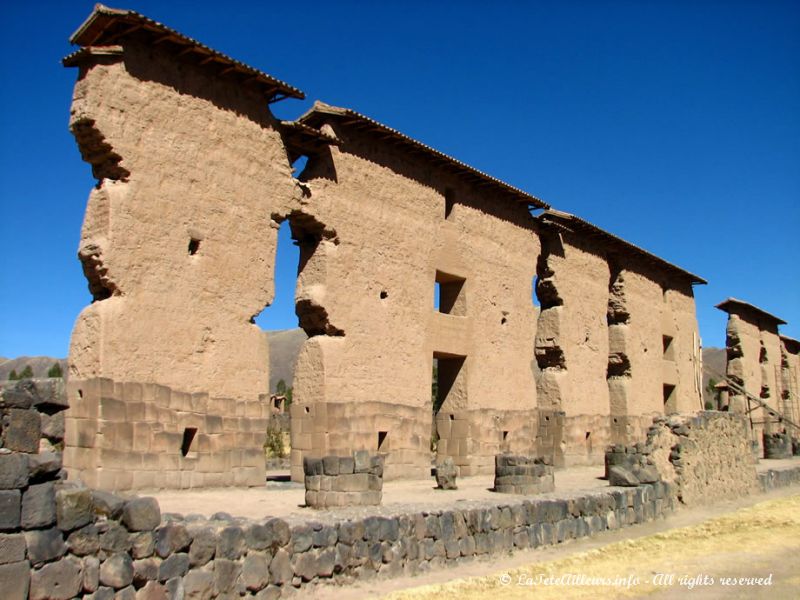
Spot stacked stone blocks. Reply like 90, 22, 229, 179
65, 378, 271, 491
604, 412, 760, 505
4, 380, 800, 598
303, 452, 384, 508
493, 454, 555, 494
763, 432, 792, 459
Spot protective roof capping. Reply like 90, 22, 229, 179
781, 335, 800, 352
63, 4, 304, 103
296, 101, 550, 210
538, 209, 707, 285
279, 121, 341, 165
715, 298, 788, 326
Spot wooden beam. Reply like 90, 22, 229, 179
105, 24, 142, 44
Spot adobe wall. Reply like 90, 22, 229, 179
533, 227, 703, 467
66, 40, 298, 401
534, 230, 611, 466
290, 125, 541, 480
780, 337, 800, 437
62, 9, 706, 490
723, 308, 784, 453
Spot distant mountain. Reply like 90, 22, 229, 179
0, 356, 67, 381
702, 347, 727, 407
266, 328, 307, 393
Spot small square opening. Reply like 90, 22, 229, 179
662, 335, 675, 361
181, 427, 198, 457
663, 384, 676, 413
444, 188, 455, 219
188, 238, 201, 255
435, 270, 466, 316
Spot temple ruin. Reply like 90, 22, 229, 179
716, 299, 800, 455
62, 5, 723, 490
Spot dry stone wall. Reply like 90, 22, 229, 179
604, 412, 760, 506
493, 455, 554, 494
303, 453, 384, 508
4, 380, 800, 599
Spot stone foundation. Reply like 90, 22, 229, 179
64, 378, 270, 491
763, 432, 793, 459
604, 444, 660, 486
303, 453, 384, 508
493, 454, 555, 494
3, 380, 800, 599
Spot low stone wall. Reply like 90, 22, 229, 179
493, 455, 554, 494
303, 453, 384, 508
604, 412, 760, 505
604, 443, 659, 486
763, 432, 793, 459
3, 381, 800, 599
759, 465, 800, 491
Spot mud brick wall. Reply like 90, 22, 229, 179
493, 455, 554, 494
605, 412, 760, 505
64, 378, 270, 491
303, 453, 384, 508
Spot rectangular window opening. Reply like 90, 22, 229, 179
662, 335, 675, 361
181, 427, 198, 457
435, 270, 467, 315
502, 430, 509, 441
444, 188, 455, 219
377, 431, 388, 451
663, 384, 676, 413
188, 238, 201, 255
432, 352, 467, 415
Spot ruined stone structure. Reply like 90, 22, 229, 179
3, 381, 798, 600
716, 298, 799, 455
63, 5, 707, 490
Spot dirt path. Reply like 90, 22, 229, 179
311, 487, 800, 600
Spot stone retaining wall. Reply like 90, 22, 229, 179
303, 453, 384, 508
493, 454, 554, 494
763, 432, 793, 459
604, 412, 760, 505
2, 381, 800, 599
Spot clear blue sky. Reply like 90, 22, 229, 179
0, 0, 797, 359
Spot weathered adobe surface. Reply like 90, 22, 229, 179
66, 39, 299, 401
780, 336, 800, 430
532, 219, 703, 467
719, 301, 786, 454
290, 117, 542, 480
63, 7, 709, 490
